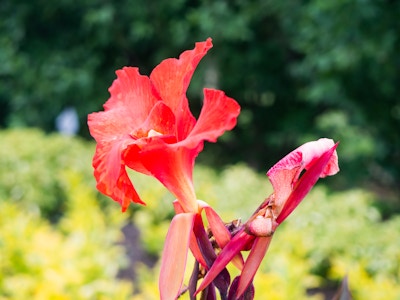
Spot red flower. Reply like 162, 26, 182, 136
88, 38, 240, 213
196, 138, 339, 298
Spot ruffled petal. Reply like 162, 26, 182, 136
150, 39, 213, 140
88, 67, 160, 210
184, 89, 240, 148
91, 138, 144, 211
106, 67, 159, 128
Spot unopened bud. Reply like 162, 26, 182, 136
245, 216, 274, 237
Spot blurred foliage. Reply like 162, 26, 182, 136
0, 128, 96, 221
0, 171, 133, 299
1, 0, 399, 193
1, 129, 399, 299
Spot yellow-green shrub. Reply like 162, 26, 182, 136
0, 170, 133, 299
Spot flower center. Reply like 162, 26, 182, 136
131, 127, 177, 146
147, 129, 163, 137
131, 128, 164, 139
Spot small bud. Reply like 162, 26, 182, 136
245, 216, 274, 237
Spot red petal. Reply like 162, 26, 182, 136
294, 138, 339, 177
196, 230, 255, 295
88, 67, 159, 209
236, 237, 272, 298
123, 101, 177, 174
267, 167, 301, 216
134, 101, 177, 138
199, 201, 232, 248
88, 113, 143, 210
267, 138, 339, 184
185, 89, 240, 148
91, 140, 144, 210
267, 138, 339, 215
192, 213, 218, 268
199, 201, 244, 270
139, 143, 200, 212
159, 213, 196, 300
150, 39, 213, 140
106, 67, 159, 128
173, 200, 185, 214
173, 201, 208, 267
266, 146, 305, 213
276, 143, 339, 223
136, 89, 240, 212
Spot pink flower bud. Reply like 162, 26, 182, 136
246, 216, 274, 237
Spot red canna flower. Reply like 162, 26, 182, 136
88, 38, 240, 300
88, 38, 240, 213
196, 138, 339, 298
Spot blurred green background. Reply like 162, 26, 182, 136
1, 0, 399, 299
